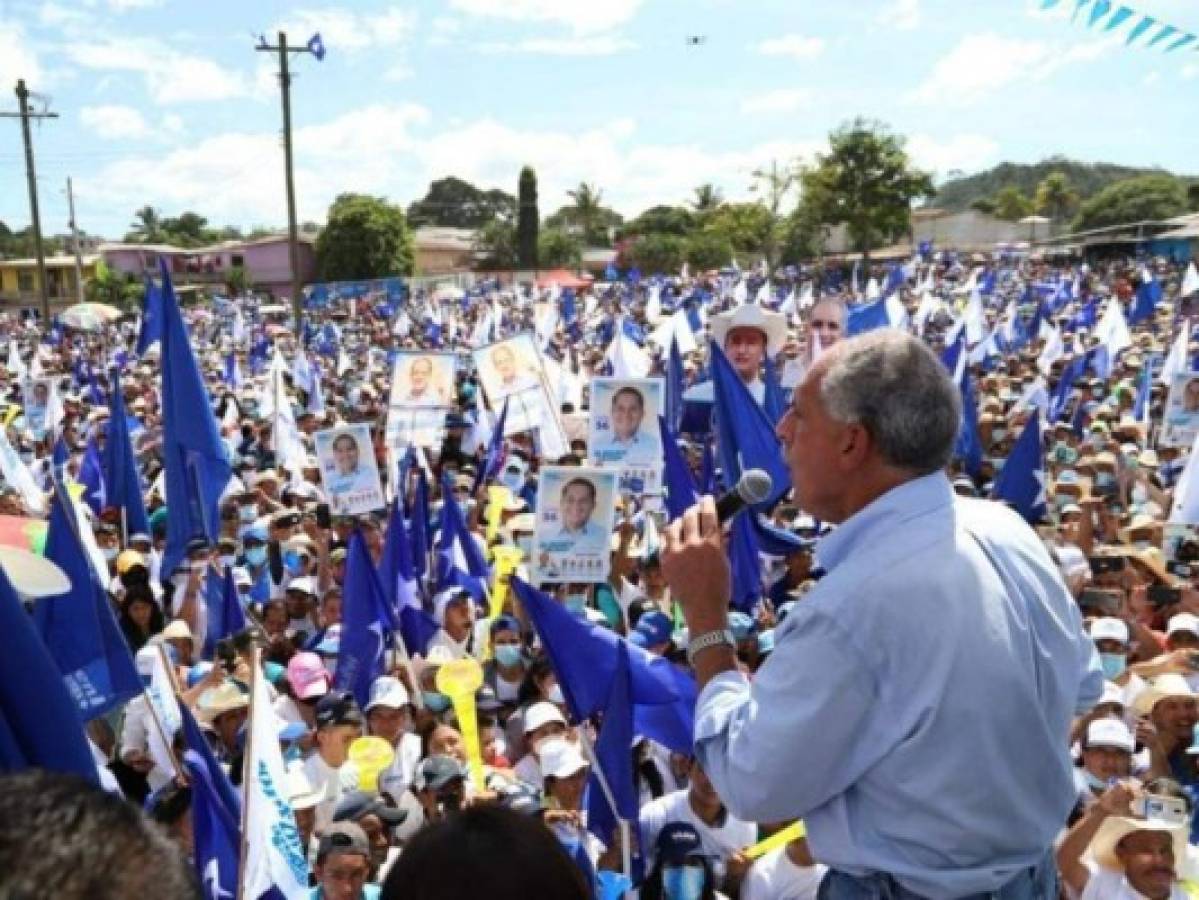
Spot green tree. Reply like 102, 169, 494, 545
970, 197, 998, 215
991, 186, 1033, 221
778, 198, 828, 265
625, 233, 686, 275
316, 193, 414, 280
406, 177, 514, 229
517, 166, 539, 269
538, 228, 582, 268
475, 219, 518, 270
160, 211, 213, 247
683, 232, 734, 270
127, 205, 164, 243
1034, 171, 1079, 225
1072, 174, 1187, 231
1188, 183, 1199, 213
750, 160, 800, 276
800, 118, 934, 255
702, 202, 772, 261
566, 182, 608, 245
621, 205, 695, 238
86, 267, 141, 309
226, 265, 250, 296
691, 184, 723, 214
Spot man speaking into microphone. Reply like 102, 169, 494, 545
661, 331, 1103, 900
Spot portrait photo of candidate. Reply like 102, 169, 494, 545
1186, 378, 1199, 414
397, 354, 451, 407
557, 477, 603, 544
589, 378, 663, 466
317, 425, 383, 512
483, 341, 540, 397
30, 381, 49, 408
331, 432, 361, 477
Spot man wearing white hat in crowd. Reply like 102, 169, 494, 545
1075, 719, 1137, 807
119, 643, 177, 795
362, 676, 423, 799
425, 587, 487, 662
1090, 617, 1147, 712
1133, 675, 1199, 787
512, 701, 569, 789
683, 304, 788, 405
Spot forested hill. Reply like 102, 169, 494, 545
935, 158, 1184, 211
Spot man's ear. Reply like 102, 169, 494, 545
839, 422, 872, 470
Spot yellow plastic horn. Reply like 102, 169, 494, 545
489, 545, 524, 618
347, 736, 395, 794
743, 821, 806, 860
435, 657, 486, 788
486, 486, 511, 544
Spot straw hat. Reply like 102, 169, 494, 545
0, 546, 70, 599
1132, 673, 1194, 717
1088, 816, 1187, 871
197, 682, 249, 720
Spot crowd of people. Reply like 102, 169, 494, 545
2, 246, 1199, 900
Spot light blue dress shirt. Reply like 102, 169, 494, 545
693, 472, 1103, 900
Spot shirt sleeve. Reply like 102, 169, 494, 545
693, 608, 879, 824
1075, 636, 1105, 716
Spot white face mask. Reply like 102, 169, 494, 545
548, 684, 565, 705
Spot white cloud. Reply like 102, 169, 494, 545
876, 0, 921, 31
63, 37, 249, 103
273, 7, 418, 51
1184, 63, 1199, 79
107, 0, 164, 9
479, 35, 636, 55
79, 105, 153, 139
448, 0, 643, 35
755, 34, 825, 61
740, 88, 814, 115
906, 133, 1001, 177
908, 33, 1113, 106
0, 22, 43, 90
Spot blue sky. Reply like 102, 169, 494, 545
2, 0, 1198, 240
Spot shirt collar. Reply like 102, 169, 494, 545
814, 471, 954, 574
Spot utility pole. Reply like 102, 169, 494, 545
67, 177, 84, 304
0, 80, 59, 320
256, 32, 321, 331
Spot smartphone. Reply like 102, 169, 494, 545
1134, 794, 1189, 826
1089, 556, 1126, 575
316, 502, 332, 530
1078, 589, 1122, 616
1147, 584, 1182, 608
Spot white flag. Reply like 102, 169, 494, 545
7, 342, 26, 380
1093, 298, 1132, 359
732, 278, 749, 306
1037, 325, 1064, 376
605, 327, 651, 379
963, 288, 986, 346
647, 310, 696, 356
242, 661, 310, 899
0, 429, 45, 514
645, 284, 662, 324
145, 648, 182, 779
1183, 262, 1199, 298
1160, 322, 1191, 386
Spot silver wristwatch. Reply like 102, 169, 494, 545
687, 628, 735, 666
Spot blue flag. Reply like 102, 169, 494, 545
510, 577, 693, 753
1130, 273, 1162, 325
183, 749, 242, 900
659, 415, 698, 522
709, 341, 788, 509
408, 467, 432, 584
103, 371, 150, 538
954, 369, 984, 478
1133, 356, 1153, 423
728, 511, 763, 612
135, 275, 162, 356
846, 298, 890, 336
335, 530, 399, 708
762, 353, 786, 426
665, 337, 685, 433
159, 258, 232, 580
1049, 355, 1086, 422
378, 500, 437, 657
78, 437, 106, 516
699, 438, 717, 495
991, 415, 1047, 523
0, 565, 98, 781
36, 486, 142, 721
202, 567, 248, 661
436, 473, 491, 602
586, 641, 638, 848
180, 703, 240, 820
473, 397, 509, 494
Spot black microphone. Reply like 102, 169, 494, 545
713, 468, 774, 523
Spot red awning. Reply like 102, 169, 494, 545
535, 269, 592, 290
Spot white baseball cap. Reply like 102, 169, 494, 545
538, 738, 589, 780
1085, 718, 1135, 753
523, 701, 566, 734
1098, 681, 1125, 709
366, 676, 411, 712
1090, 617, 1129, 645
1168, 613, 1199, 638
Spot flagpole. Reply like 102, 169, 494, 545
576, 728, 632, 886
148, 645, 183, 775
235, 646, 258, 900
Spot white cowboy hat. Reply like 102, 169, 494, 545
1132, 673, 1195, 717
709, 304, 788, 358
1088, 815, 1187, 871
0, 546, 70, 599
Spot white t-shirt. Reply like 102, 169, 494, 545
1081, 864, 1189, 900
514, 753, 543, 790
741, 846, 826, 900
302, 750, 345, 833
639, 789, 757, 872
274, 694, 308, 727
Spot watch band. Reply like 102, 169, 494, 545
687, 628, 735, 666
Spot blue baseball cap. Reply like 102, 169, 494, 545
629, 611, 673, 648
728, 611, 757, 641
656, 822, 706, 866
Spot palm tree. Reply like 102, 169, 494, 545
566, 182, 604, 245
691, 183, 723, 213
1034, 172, 1079, 230
128, 206, 163, 243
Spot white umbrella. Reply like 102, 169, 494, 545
59, 302, 122, 331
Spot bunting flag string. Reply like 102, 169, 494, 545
1040, 0, 1198, 53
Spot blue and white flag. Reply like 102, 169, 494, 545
991, 415, 1047, 523
184, 749, 241, 900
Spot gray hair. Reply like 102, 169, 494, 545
807, 295, 848, 327
818, 330, 960, 474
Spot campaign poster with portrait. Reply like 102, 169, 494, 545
386, 352, 457, 449
1161, 374, 1199, 447
531, 467, 618, 584
473, 333, 570, 454
22, 378, 52, 438
314, 423, 386, 516
589, 377, 664, 495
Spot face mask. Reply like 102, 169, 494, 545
1099, 652, 1126, 680
565, 594, 587, 615
239, 505, 257, 523
1088, 433, 1105, 449
219, 554, 236, 569
1084, 769, 1111, 792
1131, 484, 1148, 505
423, 691, 451, 714
1095, 472, 1116, 490
18, 451, 33, 465
662, 865, 706, 900
991, 428, 1008, 443
494, 645, 523, 668
987, 457, 1005, 472
100, 547, 118, 562
283, 550, 305, 575
1133, 540, 1152, 551
548, 684, 565, 705
244, 546, 267, 567
500, 467, 524, 492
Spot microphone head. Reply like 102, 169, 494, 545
736, 469, 773, 506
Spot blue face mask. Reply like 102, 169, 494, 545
662, 864, 706, 900
1084, 769, 1111, 792
239, 505, 257, 523
244, 546, 267, 567
494, 644, 523, 668
1095, 472, 1116, 490
565, 594, 587, 615
283, 550, 305, 575
1100, 652, 1126, 680
423, 691, 451, 714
